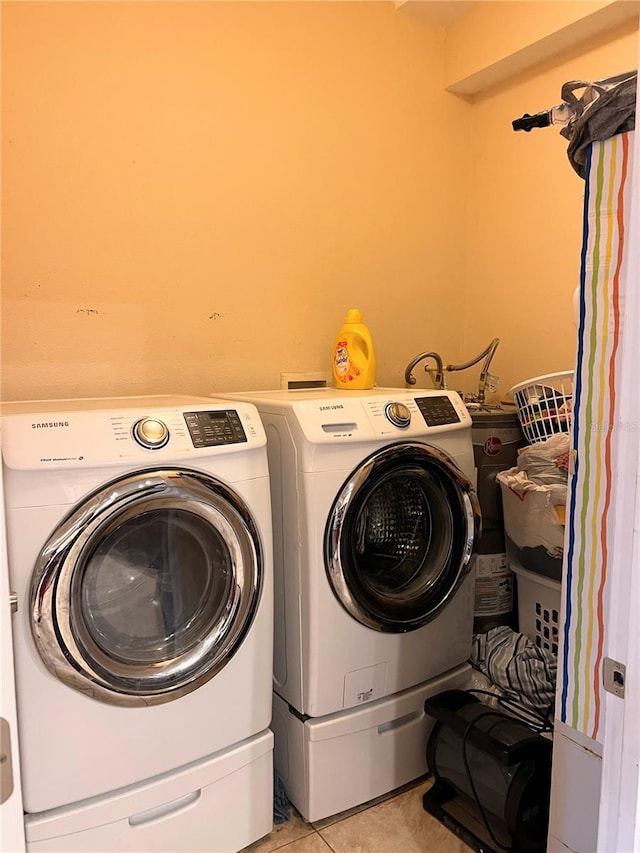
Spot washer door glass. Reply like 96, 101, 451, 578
31, 469, 262, 706
325, 443, 480, 632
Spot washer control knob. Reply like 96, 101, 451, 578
385, 402, 411, 429
132, 417, 170, 449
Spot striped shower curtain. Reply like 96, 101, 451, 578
559, 131, 633, 743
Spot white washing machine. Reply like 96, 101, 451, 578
222, 387, 481, 821
1, 395, 274, 852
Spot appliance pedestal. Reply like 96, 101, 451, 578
273, 665, 470, 823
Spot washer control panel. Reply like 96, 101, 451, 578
415, 395, 461, 427
183, 409, 247, 448
384, 401, 411, 429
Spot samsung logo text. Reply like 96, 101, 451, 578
32, 421, 70, 429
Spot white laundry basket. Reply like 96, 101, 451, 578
509, 371, 573, 444
512, 564, 561, 656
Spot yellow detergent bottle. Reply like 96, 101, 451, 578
332, 308, 377, 390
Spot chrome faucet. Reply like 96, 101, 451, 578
404, 352, 446, 389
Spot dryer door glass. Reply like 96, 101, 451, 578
30, 469, 262, 706
325, 443, 480, 632
78, 508, 233, 665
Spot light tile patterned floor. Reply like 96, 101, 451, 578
242, 778, 470, 853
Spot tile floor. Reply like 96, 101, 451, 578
242, 777, 470, 853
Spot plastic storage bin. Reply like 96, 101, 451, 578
509, 371, 573, 444
512, 563, 561, 656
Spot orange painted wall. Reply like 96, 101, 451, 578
1, 2, 470, 400
461, 19, 638, 398
1, 2, 637, 403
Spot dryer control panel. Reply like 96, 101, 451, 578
132, 417, 171, 449
184, 410, 247, 448
0, 395, 264, 470
131, 410, 248, 450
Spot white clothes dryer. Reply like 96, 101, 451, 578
0, 429, 26, 852
222, 387, 481, 820
2, 396, 274, 852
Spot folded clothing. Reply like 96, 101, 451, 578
471, 626, 557, 724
